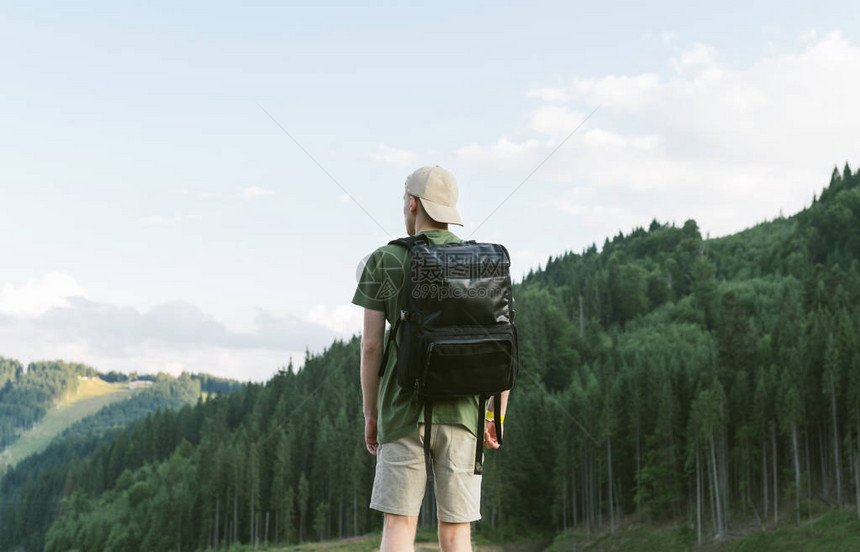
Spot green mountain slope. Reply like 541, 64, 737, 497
0, 371, 241, 551
0, 359, 99, 449
0, 378, 139, 471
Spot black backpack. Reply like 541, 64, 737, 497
379, 234, 519, 475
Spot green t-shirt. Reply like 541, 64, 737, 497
351, 229, 480, 444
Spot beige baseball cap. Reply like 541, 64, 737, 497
404, 165, 464, 226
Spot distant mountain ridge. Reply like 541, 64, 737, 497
0, 366, 244, 551
0, 357, 243, 454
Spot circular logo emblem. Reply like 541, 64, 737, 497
355, 248, 407, 303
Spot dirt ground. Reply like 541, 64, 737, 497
413, 541, 551, 552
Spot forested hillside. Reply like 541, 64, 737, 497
0, 371, 238, 551
56, 373, 215, 442
3, 164, 859, 552
0, 358, 99, 448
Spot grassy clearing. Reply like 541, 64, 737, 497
0, 378, 139, 471
545, 507, 860, 551
726, 508, 860, 552
546, 523, 694, 552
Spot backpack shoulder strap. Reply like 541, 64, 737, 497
378, 315, 401, 377
377, 235, 425, 378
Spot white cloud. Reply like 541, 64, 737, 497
529, 106, 589, 138
800, 28, 817, 45
109, 345, 306, 381
242, 186, 274, 199
370, 144, 417, 167
0, 293, 340, 381
671, 42, 720, 73
457, 137, 546, 174
457, 31, 860, 238
558, 73, 662, 112
306, 304, 363, 335
0, 273, 85, 317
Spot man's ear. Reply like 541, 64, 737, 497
409, 195, 419, 214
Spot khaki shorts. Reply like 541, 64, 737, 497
370, 423, 482, 523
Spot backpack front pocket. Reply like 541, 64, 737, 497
421, 328, 515, 398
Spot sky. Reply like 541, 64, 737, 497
2, 1, 859, 381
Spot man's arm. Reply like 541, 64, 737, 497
360, 308, 386, 455
483, 390, 510, 449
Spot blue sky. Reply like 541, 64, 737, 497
2, 1, 859, 380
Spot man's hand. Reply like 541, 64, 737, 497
484, 392, 509, 450
365, 416, 379, 455
483, 420, 502, 449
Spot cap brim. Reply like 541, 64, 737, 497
420, 198, 463, 226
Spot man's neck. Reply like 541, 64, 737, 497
415, 218, 448, 234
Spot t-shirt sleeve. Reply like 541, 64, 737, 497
351, 248, 387, 312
